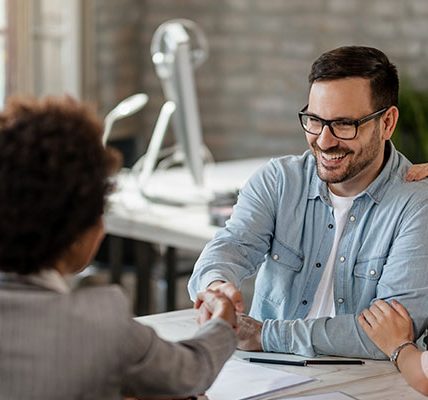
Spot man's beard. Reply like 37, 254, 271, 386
311, 127, 382, 184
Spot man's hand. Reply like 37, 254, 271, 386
236, 314, 263, 351
358, 299, 414, 356
195, 281, 244, 326
207, 281, 245, 313
195, 290, 237, 330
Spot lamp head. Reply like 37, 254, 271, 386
102, 93, 148, 146
107, 93, 148, 121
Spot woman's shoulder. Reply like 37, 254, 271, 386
69, 284, 131, 318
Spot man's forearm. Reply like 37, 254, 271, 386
261, 315, 387, 359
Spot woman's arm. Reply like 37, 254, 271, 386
358, 299, 428, 395
395, 345, 428, 396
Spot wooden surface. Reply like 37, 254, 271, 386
137, 309, 426, 400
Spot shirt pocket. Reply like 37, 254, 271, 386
253, 238, 304, 309
269, 238, 304, 272
352, 256, 386, 310
354, 257, 385, 280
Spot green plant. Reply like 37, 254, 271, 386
393, 79, 428, 163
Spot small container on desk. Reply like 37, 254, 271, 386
208, 190, 239, 227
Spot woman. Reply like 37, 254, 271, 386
359, 299, 428, 395
0, 96, 237, 400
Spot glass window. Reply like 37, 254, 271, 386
33, 0, 81, 97
2, 0, 80, 103
0, 0, 5, 29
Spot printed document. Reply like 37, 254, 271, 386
206, 359, 313, 400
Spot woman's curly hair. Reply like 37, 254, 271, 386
0, 96, 120, 274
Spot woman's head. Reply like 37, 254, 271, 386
0, 96, 119, 274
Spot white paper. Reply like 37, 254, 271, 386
206, 359, 313, 400
281, 392, 355, 400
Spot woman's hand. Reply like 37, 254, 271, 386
358, 299, 414, 356
406, 163, 428, 181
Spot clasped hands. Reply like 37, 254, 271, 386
195, 281, 263, 351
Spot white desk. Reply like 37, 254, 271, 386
104, 158, 267, 314
137, 309, 426, 400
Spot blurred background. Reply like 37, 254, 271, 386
2, 0, 428, 312
2, 0, 428, 163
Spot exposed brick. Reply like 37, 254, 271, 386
89, 0, 428, 158
326, 0, 359, 14
409, 0, 428, 14
366, 0, 407, 17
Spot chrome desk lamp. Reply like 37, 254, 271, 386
102, 93, 148, 146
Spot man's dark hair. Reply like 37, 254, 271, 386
0, 96, 120, 274
309, 46, 399, 110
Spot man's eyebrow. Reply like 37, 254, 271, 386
306, 110, 356, 120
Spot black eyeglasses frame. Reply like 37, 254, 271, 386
298, 105, 389, 140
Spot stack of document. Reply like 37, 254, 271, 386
206, 359, 313, 400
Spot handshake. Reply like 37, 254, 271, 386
195, 281, 263, 352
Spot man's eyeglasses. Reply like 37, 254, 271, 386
298, 105, 388, 140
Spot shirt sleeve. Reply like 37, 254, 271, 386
120, 317, 237, 398
187, 160, 279, 301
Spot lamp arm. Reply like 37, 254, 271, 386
102, 115, 114, 146
136, 101, 176, 185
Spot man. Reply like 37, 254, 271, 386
188, 46, 428, 359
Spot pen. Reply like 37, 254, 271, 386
306, 359, 365, 365
244, 357, 365, 366
244, 357, 307, 366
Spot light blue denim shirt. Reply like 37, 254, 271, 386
188, 142, 428, 359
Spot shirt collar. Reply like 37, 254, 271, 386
308, 141, 398, 205
0, 269, 70, 293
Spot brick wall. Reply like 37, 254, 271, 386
92, 0, 428, 160
90, 0, 144, 145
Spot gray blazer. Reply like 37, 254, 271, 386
0, 279, 236, 400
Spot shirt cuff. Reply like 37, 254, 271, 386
261, 319, 289, 353
195, 271, 239, 297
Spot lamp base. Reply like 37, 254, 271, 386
137, 158, 267, 207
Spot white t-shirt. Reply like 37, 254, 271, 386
306, 190, 355, 319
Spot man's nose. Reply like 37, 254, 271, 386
316, 124, 339, 150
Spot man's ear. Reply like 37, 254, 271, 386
382, 106, 399, 140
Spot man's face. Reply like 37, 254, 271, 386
306, 78, 385, 194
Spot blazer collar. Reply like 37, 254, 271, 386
0, 269, 70, 293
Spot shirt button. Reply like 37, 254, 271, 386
369, 269, 376, 276
315, 262, 322, 268
272, 254, 279, 261
302, 300, 308, 305
338, 298, 344, 304
328, 224, 334, 229
349, 215, 356, 222
339, 256, 346, 262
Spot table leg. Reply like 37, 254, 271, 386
109, 235, 123, 284
166, 247, 177, 311
134, 241, 156, 316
